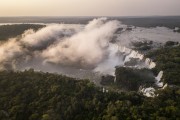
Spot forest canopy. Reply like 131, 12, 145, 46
0, 69, 179, 120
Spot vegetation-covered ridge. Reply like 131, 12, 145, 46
146, 45, 180, 86
101, 44, 180, 91
0, 70, 180, 120
101, 68, 155, 91
0, 24, 45, 41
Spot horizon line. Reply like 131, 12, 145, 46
0, 15, 180, 18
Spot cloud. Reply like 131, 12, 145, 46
41, 18, 119, 68
0, 18, 179, 77
0, 38, 23, 70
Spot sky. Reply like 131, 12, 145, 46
0, 0, 180, 16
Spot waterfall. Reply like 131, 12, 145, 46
117, 45, 156, 69
145, 58, 156, 69
140, 87, 156, 97
155, 71, 164, 87
140, 70, 166, 97
113, 44, 167, 98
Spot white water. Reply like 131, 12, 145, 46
108, 44, 165, 98
140, 87, 156, 97
117, 45, 156, 69
145, 58, 156, 69
155, 71, 164, 87
140, 71, 167, 97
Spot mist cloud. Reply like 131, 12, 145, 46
0, 18, 179, 77
42, 18, 119, 68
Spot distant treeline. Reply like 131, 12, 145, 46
0, 24, 45, 41
115, 16, 180, 29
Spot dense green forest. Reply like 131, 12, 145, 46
101, 68, 154, 91
146, 44, 180, 86
0, 69, 179, 120
0, 24, 45, 41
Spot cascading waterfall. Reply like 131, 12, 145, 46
114, 45, 167, 97
117, 45, 156, 69
140, 71, 167, 97
155, 71, 164, 87
145, 58, 156, 69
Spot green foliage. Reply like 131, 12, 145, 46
165, 41, 179, 47
0, 24, 45, 41
100, 75, 114, 86
146, 45, 180, 86
132, 41, 153, 51
109, 67, 154, 91
0, 70, 179, 120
